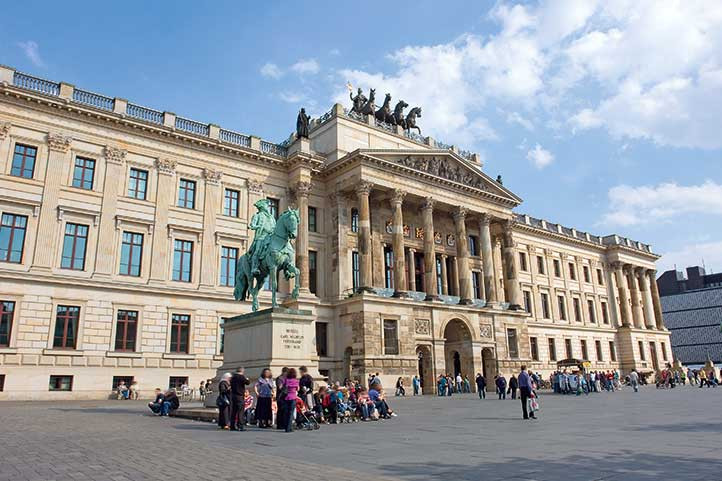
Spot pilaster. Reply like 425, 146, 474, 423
149, 158, 177, 284
93, 146, 128, 278
200, 168, 222, 287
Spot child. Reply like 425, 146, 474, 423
243, 389, 254, 425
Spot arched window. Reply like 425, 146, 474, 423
351, 208, 359, 233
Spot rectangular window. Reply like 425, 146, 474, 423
507, 328, 519, 359
119, 231, 143, 276
383, 319, 399, 355
172, 240, 193, 282
0, 213, 28, 263
472, 271, 481, 299
128, 168, 148, 200
553, 259, 561, 277
0, 374, 4, 392
581, 339, 589, 360
519, 252, 528, 271
0, 301, 15, 347
114, 310, 138, 351
384, 246, 394, 289
587, 299, 596, 323
315, 322, 328, 357
268, 198, 279, 219
638, 340, 646, 361
565, 338, 573, 359
219, 319, 225, 354
308, 206, 317, 233
541, 293, 550, 319
537, 255, 545, 275
601, 301, 609, 324
583, 266, 591, 283
595, 340, 603, 361
352, 251, 360, 290
350, 208, 359, 233
436, 256, 443, 295
177, 179, 196, 209
661, 342, 668, 361
569, 263, 576, 280
573, 298, 582, 322
597, 268, 604, 285
170, 314, 190, 353
53, 305, 80, 349
49, 375, 73, 391
609, 341, 617, 362
530, 336, 539, 361
548, 338, 557, 361
72, 157, 95, 190
112, 376, 134, 390
523, 290, 533, 314
169, 376, 188, 390
11, 143, 37, 178
60, 223, 88, 270
309, 250, 318, 294
558, 295, 567, 321
223, 189, 239, 217
468, 235, 478, 256
219, 246, 238, 287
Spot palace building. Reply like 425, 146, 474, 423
0, 65, 672, 399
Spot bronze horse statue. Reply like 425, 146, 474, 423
375, 93, 394, 124
392, 100, 408, 126
404, 107, 422, 135
360, 88, 376, 117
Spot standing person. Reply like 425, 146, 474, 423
518, 365, 536, 420
281, 368, 299, 432
216, 373, 232, 429
275, 367, 289, 429
299, 366, 314, 409
446, 374, 454, 396
438, 375, 446, 396
629, 369, 640, 393
412, 375, 421, 396
463, 376, 471, 393
455, 373, 463, 394
508, 375, 518, 400
475, 373, 486, 399
496, 374, 507, 400
395, 377, 406, 396
254, 368, 274, 428
229, 367, 250, 431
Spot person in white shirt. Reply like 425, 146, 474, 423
629, 369, 640, 393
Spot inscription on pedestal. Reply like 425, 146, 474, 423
281, 328, 305, 350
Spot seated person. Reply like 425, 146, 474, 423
322, 386, 338, 423
163, 389, 180, 416
369, 383, 390, 419
243, 389, 255, 424
148, 388, 168, 416
117, 381, 130, 400
355, 387, 376, 420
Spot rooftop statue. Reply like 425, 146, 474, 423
404, 107, 422, 135
296, 107, 310, 139
349, 87, 367, 115
375, 93, 394, 124
392, 100, 408, 126
360, 88, 376, 117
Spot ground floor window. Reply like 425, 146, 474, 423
609, 341, 617, 362
595, 340, 603, 361
638, 341, 646, 361
169, 376, 188, 390
507, 328, 519, 359
112, 376, 134, 390
383, 319, 399, 355
0, 374, 4, 391
49, 375, 73, 391
580, 339, 589, 360
530, 336, 539, 361
565, 338, 573, 359
548, 338, 557, 361
315, 321, 328, 357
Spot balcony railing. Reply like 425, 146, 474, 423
219, 129, 251, 147
13, 71, 59, 96
72, 88, 114, 111
260, 140, 287, 157
126, 103, 164, 125
175, 116, 210, 136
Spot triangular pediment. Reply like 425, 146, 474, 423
358, 149, 522, 206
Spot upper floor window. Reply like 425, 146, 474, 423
268, 198, 279, 219
172, 240, 193, 282
553, 259, 561, 277
609, 341, 617, 361
581, 339, 589, 360
0, 301, 15, 347
61, 223, 88, 270
507, 328, 519, 358
53, 305, 80, 349
309, 250, 318, 294
587, 299, 596, 323
352, 251, 360, 290
468, 235, 478, 256
170, 314, 190, 353
115, 310, 138, 352
540, 293, 550, 319
558, 295, 567, 321
583, 265, 591, 283
569, 262, 577, 280
308, 207, 317, 233
0, 213, 28, 263
601, 301, 610, 324
72, 157, 95, 190
119, 232, 143, 277
597, 268, 605, 285
11, 144, 37, 179
548, 338, 557, 361
223, 189, 239, 217
384, 246, 394, 289
128, 168, 148, 200
351, 208, 359, 233
219, 246, 238, 287
523, 290, 533, 314
565, 338, 573, 359
472, 271, 481, 299
573, 298, 582, 322
519, 252, 528, 271
537, 255, 545, 275
177, 179, 196, 209
595, 340, 603, 361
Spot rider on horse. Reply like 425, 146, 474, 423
248, 198, 276, 276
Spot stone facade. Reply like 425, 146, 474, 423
0, 66, 672, 399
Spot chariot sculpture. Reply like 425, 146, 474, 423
348, 86, 422, 135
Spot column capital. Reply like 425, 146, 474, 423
0, 121, 11, 140
294, 180, 312, 198
103, 145, 127, 165
155, 158, 177, 176
453, 206, 467, 221
47, 132, 72, 153
409, 247, 416, 254
634, 266, 646, 277
203, 168, 223, 186
647, 268, 657, 277
355, 181, 373, 197
422, 196, 435, 210
441, 254, 448, 260
247, 178, 264, 194
480, 213, 492, 226
391, 189, 406, 205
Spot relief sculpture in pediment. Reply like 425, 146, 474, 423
397, 155, 486, 190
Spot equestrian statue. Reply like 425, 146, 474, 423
234, 199, 300, 311
347, 85, 421, 134
375, 93, 394, 124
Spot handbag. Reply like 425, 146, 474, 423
216, 392, 230, 408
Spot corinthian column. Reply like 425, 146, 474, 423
626, 265, 644, 329
294, 181, 311, 292
390, 189, 408, 298
355, 181, 373, 292
440, 254, 449, 295
479, 213, 498, 305
613, 262, 632, 327
453, 207, 473, 304
501, 220, 522, 309
94, 146, 127, 278
637, 267, 656, 329
648, 269, 665, 330
422, 197, 438, 301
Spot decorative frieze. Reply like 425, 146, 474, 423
396, 155, 487, 190
47, 132, 72, 152
414, 319, 431, 335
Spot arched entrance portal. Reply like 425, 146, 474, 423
443, 319, 473, 382
482, 347, 497, 390
416, 345, 434, 394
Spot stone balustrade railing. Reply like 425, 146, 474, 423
72, 88, 114, 111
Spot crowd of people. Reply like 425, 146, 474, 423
550, 369, 624, 395
435, 373, 472, 396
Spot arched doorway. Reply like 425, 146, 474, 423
482, 347, 496, 390
443, 319, 473, 381
416, 345, 433, 394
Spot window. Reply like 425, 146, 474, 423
219, 319, 225, 354
53, 305, 80, 349
384, 246, 394, 289
72, 157, 95, 190
553, 259, 561, 277
436, 257, 443, 294
223, 189, 239, 217
177, 179, 196, 209
114, 310, 138, 351
315, 322, 328, 357
519, 252, 528, 271
558, 295, 567, 321
309, 250, 318, 294
308, 206, 317, 233
11, 143, 37, 178
597, 268, 604, 285
383, 319, 399, 355
268, 198, 279, 219
523, 290, 533, 314
537, 256, 545, 275
565, 338, 573, 359
587, 300, 596, 323
0, 213, 27, 263
172, 240, 193, 282
573, 298, 582, 322
170, 314, 190, 353
0, 374, 4, 392
352, 251, 360, 290
468, 235, 478, 256
472, 271, 481, 299
638, 340, 646, 361
581, 339, 589, 360
128, 168, 148, 200
601, 301, 609, 324
530, 336, 539, 361
169, 376, 188, 390
507, 328, 519, 358
541, 293, 550, 319
112, 376, 134, 390
60, 223, 88, 270
0, 301, 15, 347
350, 208, 359, 233
583, 266, 591, 283
595, 340, 603, 361
49, 375, 73, 391
609, 341, 617, 362
119, 232, 143, 276
569, 263, 576, 280
219, 246, 238, 287
661, 342, 668, 361
548, 338, 557, 361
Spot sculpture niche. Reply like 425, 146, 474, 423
234, 199, 300, 311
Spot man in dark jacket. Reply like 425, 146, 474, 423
475, 373, 486, 399
496, 375, 507, 400
230, 367, 250, 431
508, 375, 519, 399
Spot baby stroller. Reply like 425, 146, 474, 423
295, 398, 320, 430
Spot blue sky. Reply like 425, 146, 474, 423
2, 1, 721, 275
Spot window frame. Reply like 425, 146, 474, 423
0, 300, 16, 348
553, 259, 561, 278
169, 313, 191, 353
530, 336, 539, 361
350, 208, 359, 233
72, 156, 96, 190
308, 250, 318, 294
569, 262, 577, 280
472, 271, 481, 299
114, 309, 138, 352
351, 251, 360, 290
573, 297, 582, 322
53, 305, 80, 349
11, 143, 37, 179
580, 339, 589, 360
219, 245, 238, 287
177, 178, 197, 209
315, 321, 328, 357
382, 318, 399, 355
223, 188, 240, 217
540, 292, 550, 319
384, 246, 394, 289
595, 340, 603, 361
507, 328, 519, 359
601, 301, 609, 324
609, 341, 617, 362
638, 340, 646, 361
172, 239, 194, 282
519, 252, 528, 272
128, 168, 148, 200
583, 265, 591, 283
548, 338, 557, 361
49, 375, 73, 391
308, 206, 317, 233
0, 213, 28, 264
557, 295, 567, 321
536, 255, 545, 275
587, 299, 596, 323
119, 231, 144, 277
597, 268, 604, 285
60, 223, 89, 271
468, 235, 478, 256
268, 197, 279, 219
523, 290, 533, 314
565, 338, 573, 359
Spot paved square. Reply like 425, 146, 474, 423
0, 386, 720, 481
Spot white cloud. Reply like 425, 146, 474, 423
17, 41, 44, 67
600, 180, 722, 227
526, 143, 554, 169
506, 111, 534, 131
291, 58, 320, 75
278, 91, 305, 103
657, 241, 722, 274
260, 63, 283, 79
